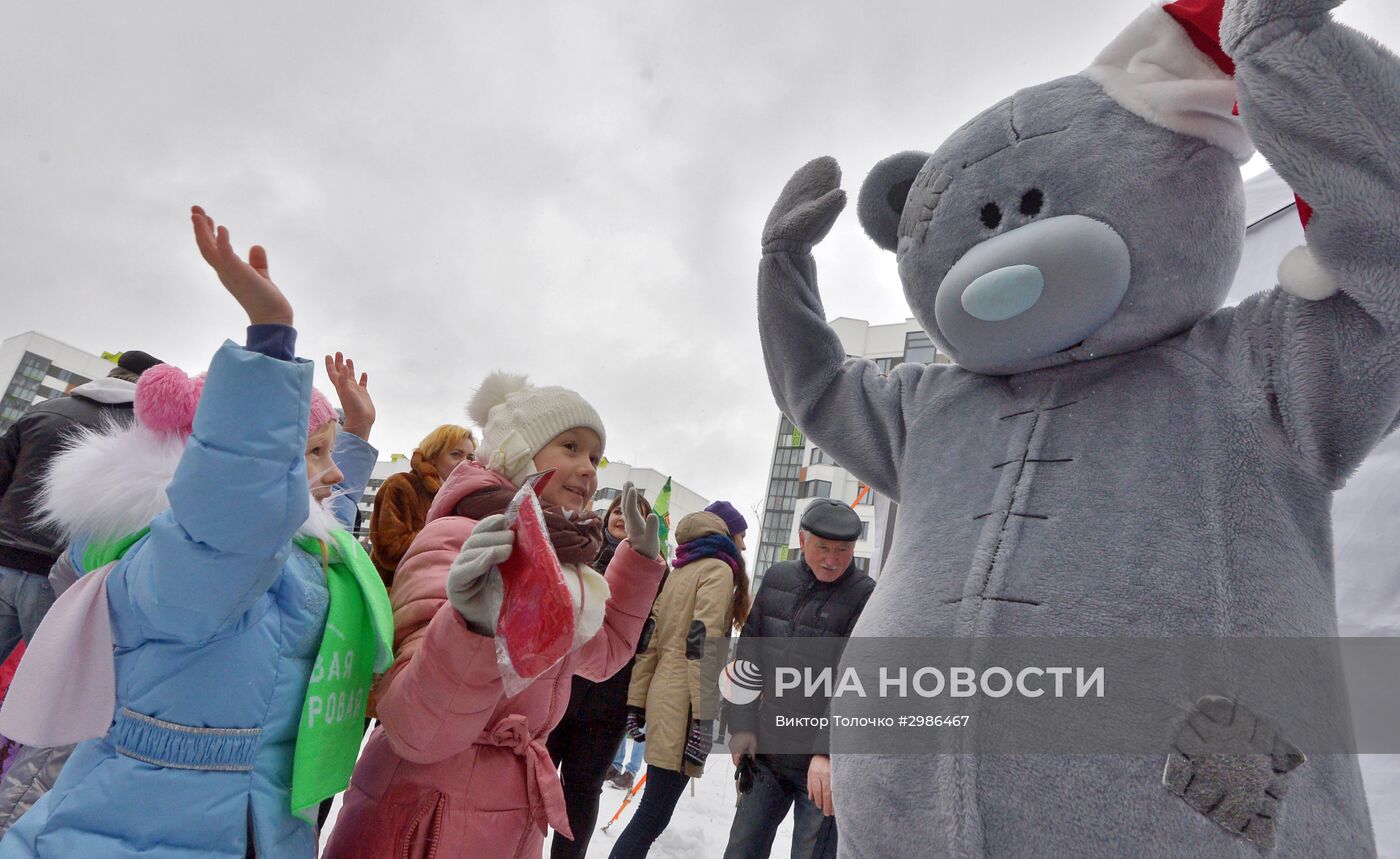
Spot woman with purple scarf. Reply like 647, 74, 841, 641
608, 505, 750, 858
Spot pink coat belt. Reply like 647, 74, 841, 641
478, 713, 572, 839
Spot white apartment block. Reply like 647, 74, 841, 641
0, 332, 124, 432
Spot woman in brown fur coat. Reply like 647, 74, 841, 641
368, 424, 474, 588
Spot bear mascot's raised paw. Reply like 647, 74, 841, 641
757, 0, 1399, 854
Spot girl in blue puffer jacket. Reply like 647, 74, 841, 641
0, 207, 392, 858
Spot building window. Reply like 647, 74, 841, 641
760, 509, 793, 538
902, 330, 938, 365
766, 479, 799, 508
860, 521, 870, 540
763, 528, 785, 546
809, 447, 837, 468
593, 487, 621, 502
777, 416, 804, 448
873, 357, 896, 375
852, 556, 871, 574
798, 480, 831, 499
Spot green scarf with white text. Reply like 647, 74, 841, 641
290, 529, 394, 823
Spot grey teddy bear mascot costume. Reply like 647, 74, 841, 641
757, 0, 1399, 854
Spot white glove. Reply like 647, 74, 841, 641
622, 482, 662, 560
447, 514, 513, 636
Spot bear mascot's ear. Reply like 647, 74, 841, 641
857, 150, 930, 252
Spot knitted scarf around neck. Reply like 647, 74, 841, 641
594, 531, 622, 573
455, 486, 604, 565
674, 533, 742, 575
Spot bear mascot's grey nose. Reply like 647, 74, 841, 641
960, 265, 1043, 321
935, 214, 1131, 366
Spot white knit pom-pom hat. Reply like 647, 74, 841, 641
467, 372, 606, 485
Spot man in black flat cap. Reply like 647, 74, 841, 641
723, 498, 874, 859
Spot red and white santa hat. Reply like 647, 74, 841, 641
1083, 0, 1252, 161
1083, 0, 1336, 299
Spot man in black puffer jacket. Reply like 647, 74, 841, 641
0, 350, 161, 662
723, 499, 873, 859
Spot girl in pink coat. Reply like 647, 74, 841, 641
324, 373, 664, 858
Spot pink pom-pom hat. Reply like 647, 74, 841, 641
133, 365, 205, 436
308, 388, 338, 434
135, 364, 338, 437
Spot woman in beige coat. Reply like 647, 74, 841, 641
609, 510, 749, 858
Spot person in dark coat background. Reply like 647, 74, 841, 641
0, 350, 161, 662
546, 491, 656, 859
722, 499, 873, 859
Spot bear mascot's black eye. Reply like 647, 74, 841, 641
980, 202, 1002, 229
1020, 189, 1044, 216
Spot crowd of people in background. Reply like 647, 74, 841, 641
0, 209, 876, 858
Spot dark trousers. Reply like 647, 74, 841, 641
547, 704, 629, 859
723, 758, 837, 859
607, 765, 689, 858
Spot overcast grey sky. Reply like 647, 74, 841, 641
3, 0, 1394, 518
6, 0, 1400, 848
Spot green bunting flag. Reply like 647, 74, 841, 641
654, 476, 673, 559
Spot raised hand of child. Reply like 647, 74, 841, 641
325, 352, 374, 441
621, 482, 661, 560
191, 205, 293, 326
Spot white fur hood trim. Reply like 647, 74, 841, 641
40, 420, 186, 545
41, 420, 346, 548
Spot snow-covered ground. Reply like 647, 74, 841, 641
565, 758, 795, 858
320, 754, 797, 858
321, 750, 1399, 856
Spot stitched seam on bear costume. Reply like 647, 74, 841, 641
962, 127, 1070, 170
967, 408, 1043, 607
943, 594, 1042, 606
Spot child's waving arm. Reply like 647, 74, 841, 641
117, 208, 313, 643
325, 352, 378, 528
